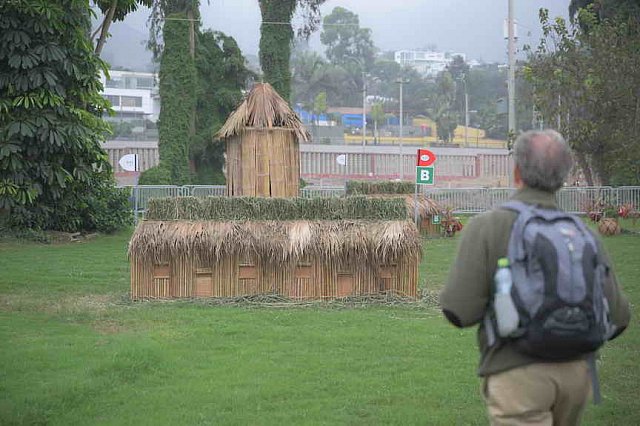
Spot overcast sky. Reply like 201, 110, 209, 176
104, 0, 571, 68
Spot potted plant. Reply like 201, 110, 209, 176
440, 207, 463, 237
598, 204, 621, 236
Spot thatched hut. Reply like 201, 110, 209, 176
129, 197, 420, 300
217, 83, 309, 198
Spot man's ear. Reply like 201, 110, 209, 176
514, 164, 523, 188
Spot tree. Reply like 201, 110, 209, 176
525, 8, 640, 185
370, 102, 385, 144
569, 0, 640, 22
430, 72, 458, 143
149, 0, 200, 59
258, 0, 326, 101
320, 7, 376, 68
143, 0, 200, 185
92, 0, 152, 56
369, 60, 430, 116
291, 51, 344, 109
156, 12, 197, 184
0, 0, 131, 232
312, 91, 327, 126
446, 55, 470, 120
192, 30, 252, 184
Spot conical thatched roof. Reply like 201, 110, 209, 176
129, 220, 420, 264
217, 83, 310, 142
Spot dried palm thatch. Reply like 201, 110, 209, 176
217, 83, 310, 142
129, 220, 420, 264
145, 196, 408, 221
129, 218, 421, 300
405, 195, 440, 220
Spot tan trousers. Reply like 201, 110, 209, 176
483, 360, 591, 426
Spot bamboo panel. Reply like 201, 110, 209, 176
241, 133, 257, 197
153, 278, 169, 298
131, 252, 418, 301
325, 260, 338, 299
267, 131, 281, 197
291, 278, 313, 299
131, 259, 153, 299
226, 138, 242, 196
211, 256, 225, 297
195, 273, 213, 297
254, 131, 269, 196
282, 131, 292, 197
169, 257, 190, 299
239, 265, 258, 279
238, 278, 258, 295
291, 140, 300, 196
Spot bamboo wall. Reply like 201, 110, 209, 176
130, 254, 418, 300
226, 128, 300, 198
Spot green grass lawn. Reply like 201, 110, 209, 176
0, 226, 637, 425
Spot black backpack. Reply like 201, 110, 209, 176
487, 201, 615, 360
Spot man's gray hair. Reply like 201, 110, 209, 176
513, 129, 573, 192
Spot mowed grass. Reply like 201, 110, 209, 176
0, 226, 638, 425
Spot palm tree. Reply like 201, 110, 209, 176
292, 51, 344, 109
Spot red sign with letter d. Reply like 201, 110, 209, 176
417, 149, 436, 166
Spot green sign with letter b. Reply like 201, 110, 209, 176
416, 166, 435, 185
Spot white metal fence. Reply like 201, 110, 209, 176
125, 185, 640, 221
422, 186, 640, 214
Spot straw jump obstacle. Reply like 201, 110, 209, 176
129, 84, 420, 301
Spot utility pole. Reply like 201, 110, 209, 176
465, 91, 469, 146
462, 75, 469, 147
508, 0, 516, 138
362, 71, 367, 146
507, 0, 516, 188
397, 79, 407, 179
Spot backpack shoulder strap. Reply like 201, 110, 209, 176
500, 201, 535, 261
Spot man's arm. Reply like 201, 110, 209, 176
440, 215, 493, 328
599, 244, 631, 340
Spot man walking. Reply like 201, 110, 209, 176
440, 130, 630, 425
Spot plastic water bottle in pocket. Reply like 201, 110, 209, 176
494, 257, 519, 337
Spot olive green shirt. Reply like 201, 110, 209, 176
440, 187, 631, 377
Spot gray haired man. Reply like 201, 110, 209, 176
440, 130, 630, 425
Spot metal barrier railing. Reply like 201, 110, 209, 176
126, 185, 640, 222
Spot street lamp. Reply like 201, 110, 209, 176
457, 74, 469, 147
396, 78, 409, 180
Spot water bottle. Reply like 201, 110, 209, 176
494, 257, 519, 337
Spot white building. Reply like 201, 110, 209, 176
394, 50, 467, 78
99, 70, 160, 140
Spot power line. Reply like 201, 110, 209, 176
163, 16, 361, 27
